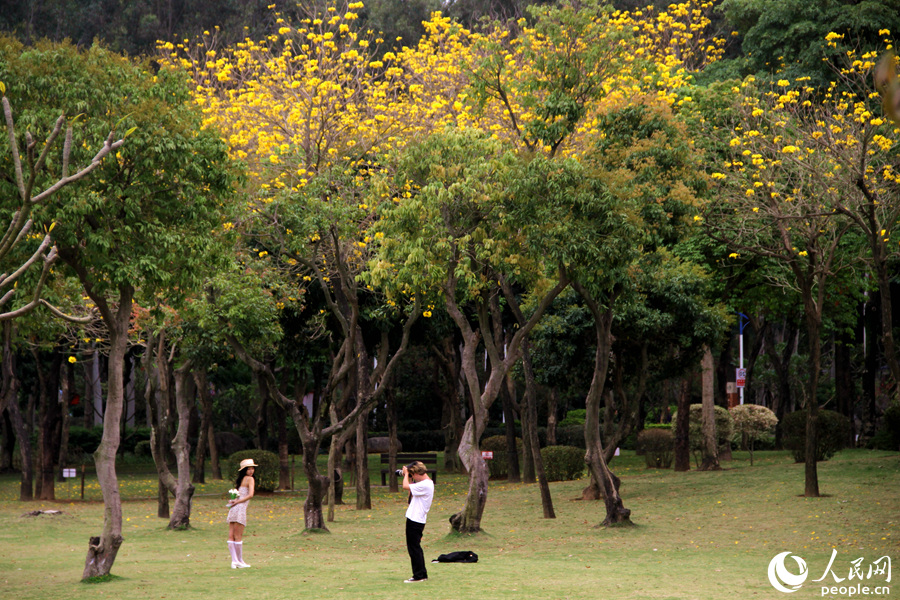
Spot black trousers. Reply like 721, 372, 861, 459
405, 518, 427, 580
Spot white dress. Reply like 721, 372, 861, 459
226, 486, 250, 525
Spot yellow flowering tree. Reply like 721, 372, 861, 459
162, 0, 429, 526
705, 74, 863, 498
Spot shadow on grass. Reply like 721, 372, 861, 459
81, 574, 124, 585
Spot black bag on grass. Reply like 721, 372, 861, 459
432, 551, 478, 563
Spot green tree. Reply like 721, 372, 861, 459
0, 39, 238, 577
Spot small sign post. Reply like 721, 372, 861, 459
736, 368, 747, 388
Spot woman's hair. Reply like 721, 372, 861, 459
235, 466, 255, 489
408, 461, 427, 477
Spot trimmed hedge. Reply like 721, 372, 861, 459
638, 428, 674, 468
782, 409, 851, 462
228, 449, 280, 492
539, 445, 585, 481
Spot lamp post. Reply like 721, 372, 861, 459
737, 312, 749, 405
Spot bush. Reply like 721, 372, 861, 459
672, 404, 733, 452
228, 449, 280, 492
782, 409, 851, 462
67, 426, 103, 454
555, 426, 585, 448
134, 440, 153, 457
638, 428, 674, 468
869, 404, 900, 451
558, 409, 587, 428
481, 435, 522, 479
539, 445, 585, 481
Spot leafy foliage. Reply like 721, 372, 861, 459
782, 409, 851, 462
539, 445, 585, 481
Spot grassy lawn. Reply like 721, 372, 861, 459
1, 449, 897, 600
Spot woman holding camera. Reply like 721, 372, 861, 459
402, 461, 434, 583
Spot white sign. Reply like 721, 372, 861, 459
736, 368, 747, 388
481, 451, 493, 460
62, 468, 77, 478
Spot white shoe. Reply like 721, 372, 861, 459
231, 562, 240, 569
237, 562, 251, 568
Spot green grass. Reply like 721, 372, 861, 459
2, 449, 898, 600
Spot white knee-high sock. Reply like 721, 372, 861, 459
227, 541, 239, 563
235, 541, 245, 564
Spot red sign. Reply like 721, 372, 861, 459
481, 451, 493, 460
736, 368, 747, 388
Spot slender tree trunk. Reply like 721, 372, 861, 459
803, 316, 821, 498
37, 348, 63, 500
167, 361, 196, 530
546, 387, 559, 446
387, 387, 400, 493
522, 344, 554, 518
699, 346, 720, 471
354, 405, 371, 510
192, 370, 209, 485
146, 333, 172, 519
57, 361, 74, 482
674, 377, 692, 472
277, 402, 291, 489
0, 409, 14, 472
2, 322, 33, 500
82, 285, 132, 580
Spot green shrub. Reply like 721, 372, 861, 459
228, 449, 280, 492
782, 409, 851, 462
539, 445, 585, 481
559, 409, 587, 428
134, 440, 153, 457
67, 426, 103, 454
555, 426, 585, 448
481, 435, 522, 479
869, 404, 900, 451
672, 404, 733, 452
638, 428, 674, 468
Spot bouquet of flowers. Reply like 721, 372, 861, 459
227, 488, 239, 508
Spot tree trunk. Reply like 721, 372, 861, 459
146, 333, 173, 519
354, 406, 371, 510
580, 303, 630, 526
2, 322, 33, 500
277, 402, 291, 489
522, 344, 554, 518
450, 416, 489, 533
57, 360, 74, 482
387, 387, 400, 493
167, 361, 196, 530
803, 317, 821, 498
192, 370, 209, 485
501, 372, 521, 483
674, 377, 692, 472
699, 346, 720, 471
302, 435, 329, 531
546, 387, 559, 446
82, 285, 132, 580
0, 409, 14, 473
37, 348, 63, 500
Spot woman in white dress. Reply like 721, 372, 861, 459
226, 458, 256, 568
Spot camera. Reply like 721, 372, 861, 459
394, 462, 415, 477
